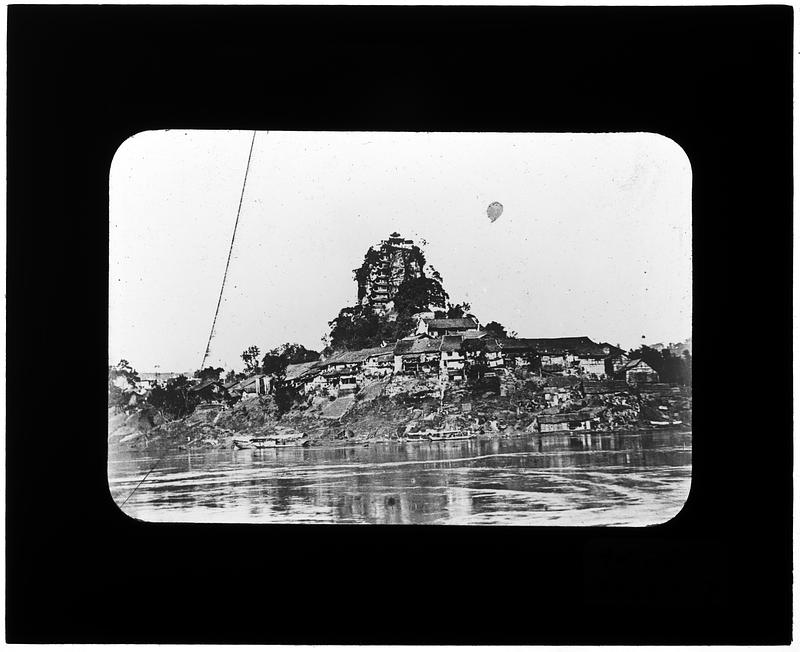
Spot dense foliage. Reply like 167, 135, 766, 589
194, 366, 224, 382
271, 375, 301, 417
330, 238, 459, 351
327, 273, 452, 351
107, 360, 141, 409
393, 276, 448, 315
261, 343, 319, 375
483, 321, 508, 338
146, 375, 199, 419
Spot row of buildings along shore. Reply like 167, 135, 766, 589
207, 315, 665, 401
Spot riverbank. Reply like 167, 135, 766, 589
108, 375, 691, 453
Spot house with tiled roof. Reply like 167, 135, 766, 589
229, 373, 272, 396
364, 347, 394, 377
393, 337, 442, 374
617, 358, 659, 384
316, 345, 396, 394
462, 336, 504, 372
284, 361, 321, 393
417, 316, 480, 337
497, 336, 612, 376
439, 335, 466, 379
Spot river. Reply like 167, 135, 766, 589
108, 430, 691, 526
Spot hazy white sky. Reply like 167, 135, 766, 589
109, 131, 691, 373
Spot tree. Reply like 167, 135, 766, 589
194, 366, 224, 382
483, 321, 508, 338
146, 375, 200, 419
271, 373, 300, 418
110, 359, 140, 386
108, 359, 141, 410
261, 343, 320, 375
241, 345, 261, 373
446, 302, 471, 319
327, 305, 387, 351
392, 276, 449, 315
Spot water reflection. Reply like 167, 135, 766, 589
108, 430, 692, 526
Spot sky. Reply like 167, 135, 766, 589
109, 131, 692, 373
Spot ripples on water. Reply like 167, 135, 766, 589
108, 430, 692, 526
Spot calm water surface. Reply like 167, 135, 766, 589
108, 430, 691, 525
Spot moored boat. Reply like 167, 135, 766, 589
402, 431, 431, 443
428, 429, 476, 441
250, 433, 308, 449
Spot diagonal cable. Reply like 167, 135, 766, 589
200, 130, 257, 371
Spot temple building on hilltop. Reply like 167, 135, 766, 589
355, 232, 424, 316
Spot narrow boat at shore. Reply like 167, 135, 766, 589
251, 434, 309, 449
428, 429, 477, 442
233, 433, 309, 449
402, 431, 432, 443
402, 428, 477, 442
649, 419, 683, 428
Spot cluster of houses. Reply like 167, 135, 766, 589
216, 316, 661, 401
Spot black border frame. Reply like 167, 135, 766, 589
7, 4, 793, 644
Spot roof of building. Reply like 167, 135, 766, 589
393, 339, 415, 356
498, 338, 540, 352
323, 369, 358, 379
619, 358, 657, 372
284, 361, 319, 381
394, 337, 442, 356
599, 342, 626, 357
425, 317, 479, 330
462, 337, 502, 353
320, 351, 355, 366
321, 346, 388, 367
498, 336, 607, 355
364, 345, 395, 360
439, 335, 464, 352
416, 338, 443, 354
188, 379, 223, 393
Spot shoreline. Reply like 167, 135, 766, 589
112, 422, 692, 454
